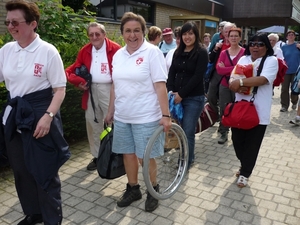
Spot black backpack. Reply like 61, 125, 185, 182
97, 125, 126, 179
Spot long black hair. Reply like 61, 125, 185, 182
174, 21, 204, 59
244, 33, 274, 56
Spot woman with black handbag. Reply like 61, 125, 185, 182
228, 33, 278, 188
105, 12, 171, 213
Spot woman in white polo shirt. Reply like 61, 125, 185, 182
105, 12, 171, 212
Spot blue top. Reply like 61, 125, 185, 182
281, 43, 300, 74
209, 32, 221, 52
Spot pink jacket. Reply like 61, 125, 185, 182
216, 48, 245, 87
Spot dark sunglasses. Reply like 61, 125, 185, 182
4, 20, 26, 26
249, 41, 265, 47
88, 32, 101, 38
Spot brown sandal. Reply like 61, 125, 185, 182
235, 167, 241, 177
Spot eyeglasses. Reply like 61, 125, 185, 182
249, 41, 265, 47
4, 20, 26, 27
88, 32, 101, 38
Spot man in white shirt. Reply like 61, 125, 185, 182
65, 22, 121, 171
268, 33, 284, 59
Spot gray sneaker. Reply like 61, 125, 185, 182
280, 107, 287, 112
292, 104, 297, 110
289, 118, 300, 126
218, 132, 228, 144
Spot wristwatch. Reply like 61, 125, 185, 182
46, 111, 54, 118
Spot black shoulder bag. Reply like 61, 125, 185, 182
97, 124, 126, 179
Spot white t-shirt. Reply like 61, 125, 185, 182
90, 42, 112, 83
275, 40, 286, 49
234, 55, 278, 125
273, 46, 284, 59
0, 34, 66, 98
112, 40, 167, 123
165, 48, 175, 72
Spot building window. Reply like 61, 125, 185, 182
171, 20, 184, 29
91, 0, 154, 23
171, 20, 202, 31
205, 20, 217, 36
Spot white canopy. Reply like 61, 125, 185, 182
257, 26, 285, 33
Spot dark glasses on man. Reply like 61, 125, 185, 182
4, 20, 26, 26
249, 41, 265, 47
88, 32, 101, 38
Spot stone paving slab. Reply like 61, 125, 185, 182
0, 88, 300, 225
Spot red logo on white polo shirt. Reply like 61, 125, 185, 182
101, 63, 108, 74
136, 57, 143, 65
34, 63, 44, 77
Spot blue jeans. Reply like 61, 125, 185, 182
181, 95, 205, 168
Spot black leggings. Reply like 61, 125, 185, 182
231, 125, 267, 178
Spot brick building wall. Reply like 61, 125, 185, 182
155, 3, 201, 30
102, 3, 203, 39
95, 3, 204, 42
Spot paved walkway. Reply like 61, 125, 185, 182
1, 88, 300, 225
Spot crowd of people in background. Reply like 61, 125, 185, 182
119, 18, 300, 208
2, 0, 300, 223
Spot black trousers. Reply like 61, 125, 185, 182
207, 70, 222, 118
6, 132, 62, 225
231, 125, 267, 178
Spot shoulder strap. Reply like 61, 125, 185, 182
225, 50, 234, 66
159, 41, 163, 49
252, 55, 267, 95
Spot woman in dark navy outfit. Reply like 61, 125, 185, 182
0, 1, 70, 224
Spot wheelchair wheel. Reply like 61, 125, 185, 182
142, 123, 189, 200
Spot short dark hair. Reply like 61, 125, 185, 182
203, 33, 211, 38
286, 30, 296, 36
174, 21, 204, 59
228, 27, 242, 37
6, 0, 40, 32
244, 33, 274, 56
120, 12, 146, 36
174, 26, 181, 38
148, 26, 162, 41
